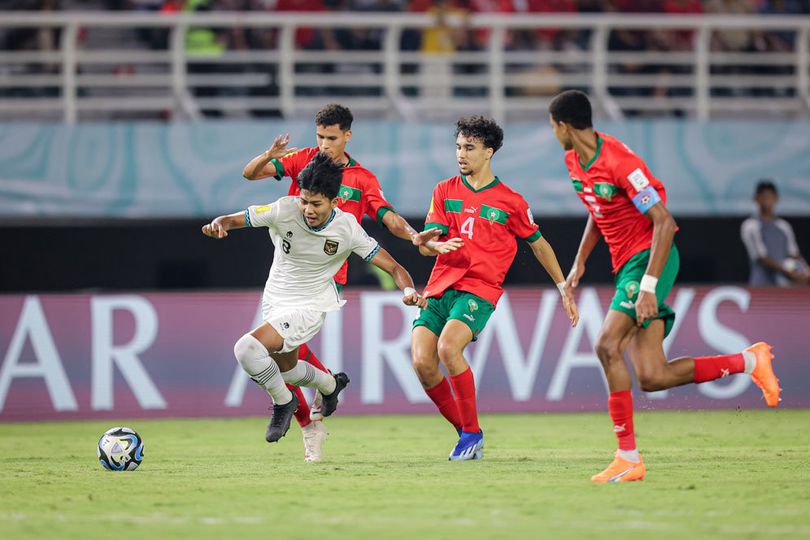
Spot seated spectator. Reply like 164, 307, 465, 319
509, 0, 577, 51
741, 180, 810, 287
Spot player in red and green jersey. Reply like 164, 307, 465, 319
549, 90, 782, 483
243, 104, 454, 461
412, 116, 579, 461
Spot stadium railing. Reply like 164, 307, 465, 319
0, 12, 808, 122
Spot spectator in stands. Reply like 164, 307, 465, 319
741, 180, 810, 287
0, 0, 62, 98
509, 0, 578, 51
417, 0, 471, 105
606, 26, 649, 114
274, 0, 327, 50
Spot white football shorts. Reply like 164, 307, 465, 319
262, 302, 326, 354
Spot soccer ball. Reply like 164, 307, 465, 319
97, 426, 144, 471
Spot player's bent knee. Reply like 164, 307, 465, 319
412, 356, 440, 382
594, 337, 622, 365
638, 373, 667, 393
234, 333, 268, 371
436, 339, 462, 364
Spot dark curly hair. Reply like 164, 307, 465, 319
315, 103, 353, 131
549, 90, 593, 130
298, 152, 343, 200
455, 116, 504, 154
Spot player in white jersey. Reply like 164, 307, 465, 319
202, 152, 429, 444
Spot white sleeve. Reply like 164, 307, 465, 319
348, 218, 380, 262
740, 218, 767, 260
777, 219, 800, 257
246, 200, 282, 229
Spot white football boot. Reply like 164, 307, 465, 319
309, 390, 325, 422
302, 421, 328, 462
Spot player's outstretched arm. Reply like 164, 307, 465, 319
368, 247, 427, 307
201, 211, 248, 239
381, 211, 419, 241
380, 212, 464, 255
529, 236, 579, 327
566, 214, 602, 290
242, 133, 298, 181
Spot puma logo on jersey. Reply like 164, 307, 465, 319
464, 206, 478, 214
463, 314, 475, 322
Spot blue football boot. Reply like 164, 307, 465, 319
448, 430, 484, 461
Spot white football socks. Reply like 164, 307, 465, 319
281, 361, 337, 395
618, 449, 641, 463
742, 350, 756, 374
234, 334, 292, 405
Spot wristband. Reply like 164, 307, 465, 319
556, 281, 566, 296
640, 274, 658, 294
403, 287, 417, 297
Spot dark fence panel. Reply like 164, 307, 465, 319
2, 216, 809, 292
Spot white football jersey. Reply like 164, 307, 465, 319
246, 196, 380, 311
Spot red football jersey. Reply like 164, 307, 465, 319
423, 175, 541, 306
565, 132, 670, 273
271, 147, 394, 285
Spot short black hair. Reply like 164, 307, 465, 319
455, 115, 504, 154
298, 152, 343, 200
549, 90, 593, 129
315, 103, 353, 131
755, 179, 778, 196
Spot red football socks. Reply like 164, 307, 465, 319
450, 368, 481, 434
693, 353, 745, 383
425, 377, 462, 431
281, 345, 331, 429
289, 385, 312, 428
608, 390, 636, 451
298, 343, 330, 374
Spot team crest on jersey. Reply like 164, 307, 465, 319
594, 182, 619, 201
468, 299, 479, 312
338, 184, 362, 202
480, 205, 508, 225
625, 280, 640, 299
324, 239, 339, 255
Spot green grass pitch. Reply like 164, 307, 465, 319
2, 410, 809, 540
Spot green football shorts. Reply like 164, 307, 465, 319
413, 289, 495, 341
610, 244, 680, 338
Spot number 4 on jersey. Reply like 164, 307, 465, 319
461, 217, 475, 239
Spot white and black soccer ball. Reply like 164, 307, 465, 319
97, 427, 144, 471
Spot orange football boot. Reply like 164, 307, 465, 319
591, 452, 646, 483
746, 342, 781, 407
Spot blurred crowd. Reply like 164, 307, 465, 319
2, 0, 809, 117
5, 0, 810, 53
